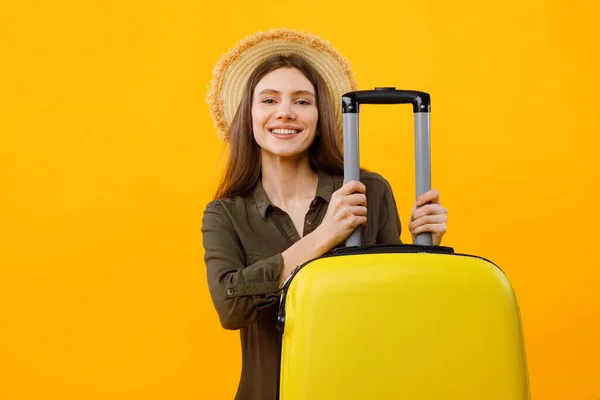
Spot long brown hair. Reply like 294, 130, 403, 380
214, 54, 344, 200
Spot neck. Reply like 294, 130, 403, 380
260, 152, 318, 209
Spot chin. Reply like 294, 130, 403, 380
271, 150, 301, 158
264, 146, 307, 159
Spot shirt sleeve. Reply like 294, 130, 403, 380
376, 179, 403, 245
201, 200, 283, 330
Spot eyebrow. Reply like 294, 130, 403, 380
256, 89, 315, 97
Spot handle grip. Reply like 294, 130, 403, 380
343, 88, 433, 247
342, 87, 431, 112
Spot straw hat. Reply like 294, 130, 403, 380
206, 28, 358, 140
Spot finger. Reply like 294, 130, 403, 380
350, 205, 368, 217
339, 180, 366, 195
411, 204, 447, 221
353, 215, 367, 227
409, 214, 447, 231
411, 222, 447, 237
345, 193, 367, 207
416, 189, 440, 207
343, 212, 367, 228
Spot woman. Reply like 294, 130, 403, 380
203, 29, 448, 400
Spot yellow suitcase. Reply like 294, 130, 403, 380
276, 89, 530, 400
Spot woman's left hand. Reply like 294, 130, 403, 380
409, 189, 448, 246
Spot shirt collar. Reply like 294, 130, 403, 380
314, 169, 337, 204
251, 169, 339, 218
251, 179, 271, 218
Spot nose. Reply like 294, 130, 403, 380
275, 100, 295, 120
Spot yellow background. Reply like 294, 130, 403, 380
0, 0, 598, 399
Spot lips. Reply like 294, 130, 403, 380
270, 128, 300, 135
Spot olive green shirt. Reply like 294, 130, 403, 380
201, 169, 402, 400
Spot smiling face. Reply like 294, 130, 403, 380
251, 67, 319, 160
213, 54, 345, 200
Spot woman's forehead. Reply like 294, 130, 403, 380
254, 68, 315, 95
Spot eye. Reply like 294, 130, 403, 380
261, 98, 276, 104
296, 99, 312, 105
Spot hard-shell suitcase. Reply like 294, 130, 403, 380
276, 88, 530, 399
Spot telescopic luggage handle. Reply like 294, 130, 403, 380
342, 87, 433, 247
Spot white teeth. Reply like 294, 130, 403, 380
271, 129, 299, 135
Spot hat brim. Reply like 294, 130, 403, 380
207, 28, 358, 140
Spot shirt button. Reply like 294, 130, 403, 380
306, 218, 312, 225
226, 288, 234, 296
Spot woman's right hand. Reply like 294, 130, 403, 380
279, 180, 367, 285
316, 180, 367, 248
